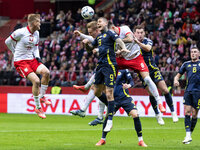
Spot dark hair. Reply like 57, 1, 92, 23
133, 25, 145, 32
191, 47, 199, 51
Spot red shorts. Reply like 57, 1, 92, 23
14, 59, 42, 78
116, 54, 149, 73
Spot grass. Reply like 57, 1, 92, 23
0, 114, 199, 150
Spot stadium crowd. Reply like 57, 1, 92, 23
0, 0, 200, 89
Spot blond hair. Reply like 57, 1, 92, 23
27, 14, 40, 24
87, 21, 97, 30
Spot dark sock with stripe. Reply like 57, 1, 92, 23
149, 96, 159, 115
190, 118, 197, 133
185, 115, 191, 132
107, 101, 114, 120
102, 117, 108, 139
98, 93, 108, 106
164, 93, 174, 112
133, 117, 142, 137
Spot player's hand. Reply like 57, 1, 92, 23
74, 30, 81, 36
115, 50, 122, 57
122, 83, 131, 89
173, 80, 179, 87
120, 49, 130, 53
93, 48, 99, 54
36, 57, 43, 63
82, 39, 90, 44
133, 34, 139, 43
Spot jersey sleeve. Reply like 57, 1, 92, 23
179, 62, 186, 75
125, 69, 134, 87
10, 28, 23, 41
108, 30, 119, 41
121, 26, 132, 36
144, 38, 153, 46
92, 37, 98, 47
80, 33, 94, 42
33, 31, 40, 58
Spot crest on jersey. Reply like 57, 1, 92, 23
188, 64, 191, 67
103, 34, 107, 38
118, 72, 121, 76
141, 63, 145, 68
24, 68, 28, 72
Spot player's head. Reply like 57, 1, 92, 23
87, 21, 98, 38
108, 22, 119, 34
28, 13, 41, 30
190, 47, 200, 61
133, 25, 145, 41
97, 17, 108, 32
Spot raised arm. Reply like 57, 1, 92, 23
133, 34, 152, 52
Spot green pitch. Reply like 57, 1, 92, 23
0, 114, 199, 150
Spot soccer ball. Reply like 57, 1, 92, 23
81, 6, 94, 19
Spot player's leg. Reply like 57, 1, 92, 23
27, 72, 46, 119
140, 71, 166, 113
89, 100, 105, 126
96, 103, 119, 146
190, 92, 200, 137
183, 105, 192, 144
71, 84, 100, 117
190, 108, 198, 134
73, 73, 95, 93
157, 80, 178, 122
129, 109, 147, 147
36, 64, 51, 105
103, 86, 115, 132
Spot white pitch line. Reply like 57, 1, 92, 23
0, 127, 183, 133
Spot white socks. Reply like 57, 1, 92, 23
81, 89, 95, 111
40, 84, 48, 98
84, 74, 95, 90
144, 76, 161, 104
138, 136, 143, 142
98, 101, 106, 119
34, 96, 41, 109
186, 131, 191, 138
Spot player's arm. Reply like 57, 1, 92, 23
5, 36, 16, 53
133, 34, 152, 52
115, 38, 130, 53
173, 73, 182, 87
82, 38, 95, 52
33, 32, 42, 63
174, 62, 186, 87
122, 33, 133, 43
122, 70, 134, 89
74, 30, 94, 42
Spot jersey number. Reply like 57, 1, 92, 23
193, 67, 197, 73
98, 39, 101, 46
154, 71, 161, 80
110, 74, 114, 81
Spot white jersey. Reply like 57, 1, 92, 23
5, 26, 40, 62
118, 25, 140, 60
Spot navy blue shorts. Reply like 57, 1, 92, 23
114, 97, 137, 115
140, 66, 164, 88
94, 64, 117, 87
183, 91, 200, 110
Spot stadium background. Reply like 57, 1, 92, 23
0, 0, 200, 149
0, 0, 199, 115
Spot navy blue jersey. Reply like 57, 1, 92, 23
140, 37, 155, 68
114, 69, 134, 101
179, 60, 200, 91
92, 30, 118, 65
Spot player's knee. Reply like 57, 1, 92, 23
143, 76, 151, 85
33, 79, 40, 87
43, 70, 50, 78
162, 88, 169, 95
184, 110, 191, 115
